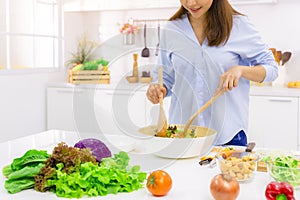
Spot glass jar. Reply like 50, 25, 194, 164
123, 33, 134, 45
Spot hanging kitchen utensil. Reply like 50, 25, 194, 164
155, 23, 160, 56
141, 23, 150, 57
156, 66, 168, 137
181, 89, 225, 137
281, 51, 292, 66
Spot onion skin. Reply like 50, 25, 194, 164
210, 174, 240, 200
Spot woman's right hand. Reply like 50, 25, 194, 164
146, 83, 167, 104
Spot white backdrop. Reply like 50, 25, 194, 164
1, 0, 300, 142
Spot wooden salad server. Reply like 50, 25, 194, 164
181, 89, 225, 137
156, 66, 168, 137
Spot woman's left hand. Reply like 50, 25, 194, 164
217, 66, 243, 92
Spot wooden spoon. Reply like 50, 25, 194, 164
156, 66, 168, 137
276, 50, 282, 66
281, 51, 292, 66
181, 89, 224, 137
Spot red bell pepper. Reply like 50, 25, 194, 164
265, 181, 295, 200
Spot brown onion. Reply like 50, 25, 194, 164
210, 174, 240, 200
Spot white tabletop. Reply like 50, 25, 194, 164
0, 130, 299, 200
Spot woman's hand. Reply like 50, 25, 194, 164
217, 66, 243, 92
146, 83, 167, 104
217, 65, 266, 93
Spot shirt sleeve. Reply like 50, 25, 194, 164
231, 16, 278, 82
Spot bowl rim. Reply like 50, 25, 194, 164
138, 124, 217, 139
267, 162, 300, 169
267, 162, 300, 187
216, 151, 259, 161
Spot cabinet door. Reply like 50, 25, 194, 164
94, 90, 146, 136
248, 96, 298, 150
47, 87, 100, 133
47, 87, 82, 132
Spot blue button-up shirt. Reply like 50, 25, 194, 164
154, 14, 278, 145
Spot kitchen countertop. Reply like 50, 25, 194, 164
1, 130, 299, 200
47, 82, 300, 97
47, 81, 150, 91
250, 85, 300, 97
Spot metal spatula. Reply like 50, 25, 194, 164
141, 23, 150, 57
155, 23, 160, 56
156, 66, 167, 137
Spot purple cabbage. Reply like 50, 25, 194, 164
74, 138, 111, 162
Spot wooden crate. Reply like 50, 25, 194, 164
68, 70, 110, 84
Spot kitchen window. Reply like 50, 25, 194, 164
0, 0, 63, 71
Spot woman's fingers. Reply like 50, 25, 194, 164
219, 67, 241, 91
146, 84, 164, 104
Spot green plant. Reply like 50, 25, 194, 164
66, 33, 100, 67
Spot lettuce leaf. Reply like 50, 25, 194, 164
47, 151, 147, 198
5, 178, 36, 194
2, 164, 13, 177
11, 149, 49, 171
8, 163, 44, 180
2, 149, 49, 194
34, 142, 97, 192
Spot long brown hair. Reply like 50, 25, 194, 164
169, 0, 243, 46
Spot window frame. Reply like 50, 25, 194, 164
0, 0, 64, 73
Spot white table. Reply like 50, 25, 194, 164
0, 130, 299, 200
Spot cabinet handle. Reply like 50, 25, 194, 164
268, 98, 293, 103
56, 89, 84, 93
104, 91, 133, 95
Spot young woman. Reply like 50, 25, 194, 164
146, 0, 278, 146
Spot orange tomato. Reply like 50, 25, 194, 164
146, 170, 172, 196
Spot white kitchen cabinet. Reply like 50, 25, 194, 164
48, 85, 300, 150
47, 86, 149, 136
47, 87, 99, 133
47, 87, 82, 132
248, 95, 298, 150
94, 89, 147, 136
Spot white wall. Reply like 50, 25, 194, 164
233, 0, 300, 82
233, 0, 300, 50
65, 0, 300, 82
2, 0, 300, 142
0, 71, 65, 142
